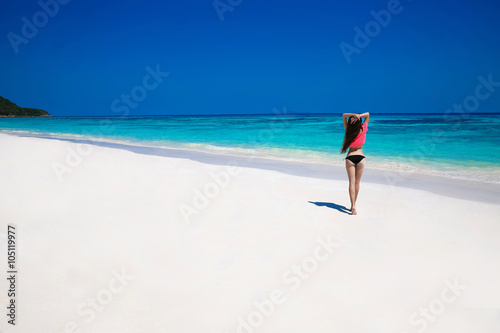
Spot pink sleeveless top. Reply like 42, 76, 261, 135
349, 122, 368, 148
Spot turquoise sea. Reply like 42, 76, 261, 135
1, 113, 500, 183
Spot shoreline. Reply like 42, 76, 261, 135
2, 132, 499, 204
1, 125, 499, 184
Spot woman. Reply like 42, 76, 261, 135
340, 112, 370, 215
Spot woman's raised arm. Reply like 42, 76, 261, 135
342, 113, 358, 130
360, 112, 370, 126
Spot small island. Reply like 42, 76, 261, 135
0, 96, 51, 118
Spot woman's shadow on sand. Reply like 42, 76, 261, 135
308, 201, 351, 215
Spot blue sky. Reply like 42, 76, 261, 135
1, 0, 499, 116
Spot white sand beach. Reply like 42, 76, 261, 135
1, 132, 499, 333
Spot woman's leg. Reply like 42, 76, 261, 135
354, 159, 365, 207
345, 159, 356, 213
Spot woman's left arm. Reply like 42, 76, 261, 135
342, 113, 357, 130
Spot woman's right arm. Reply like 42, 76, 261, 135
360, 112, 370, 126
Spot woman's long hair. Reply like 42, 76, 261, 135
340, 117, 362, 154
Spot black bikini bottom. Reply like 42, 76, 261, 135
345, 155, 365, 165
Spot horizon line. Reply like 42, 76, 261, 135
48, 111, 500, 117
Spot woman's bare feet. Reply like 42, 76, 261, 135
350, 207, 357, 215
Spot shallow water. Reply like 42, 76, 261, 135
1, 113, 499, 183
